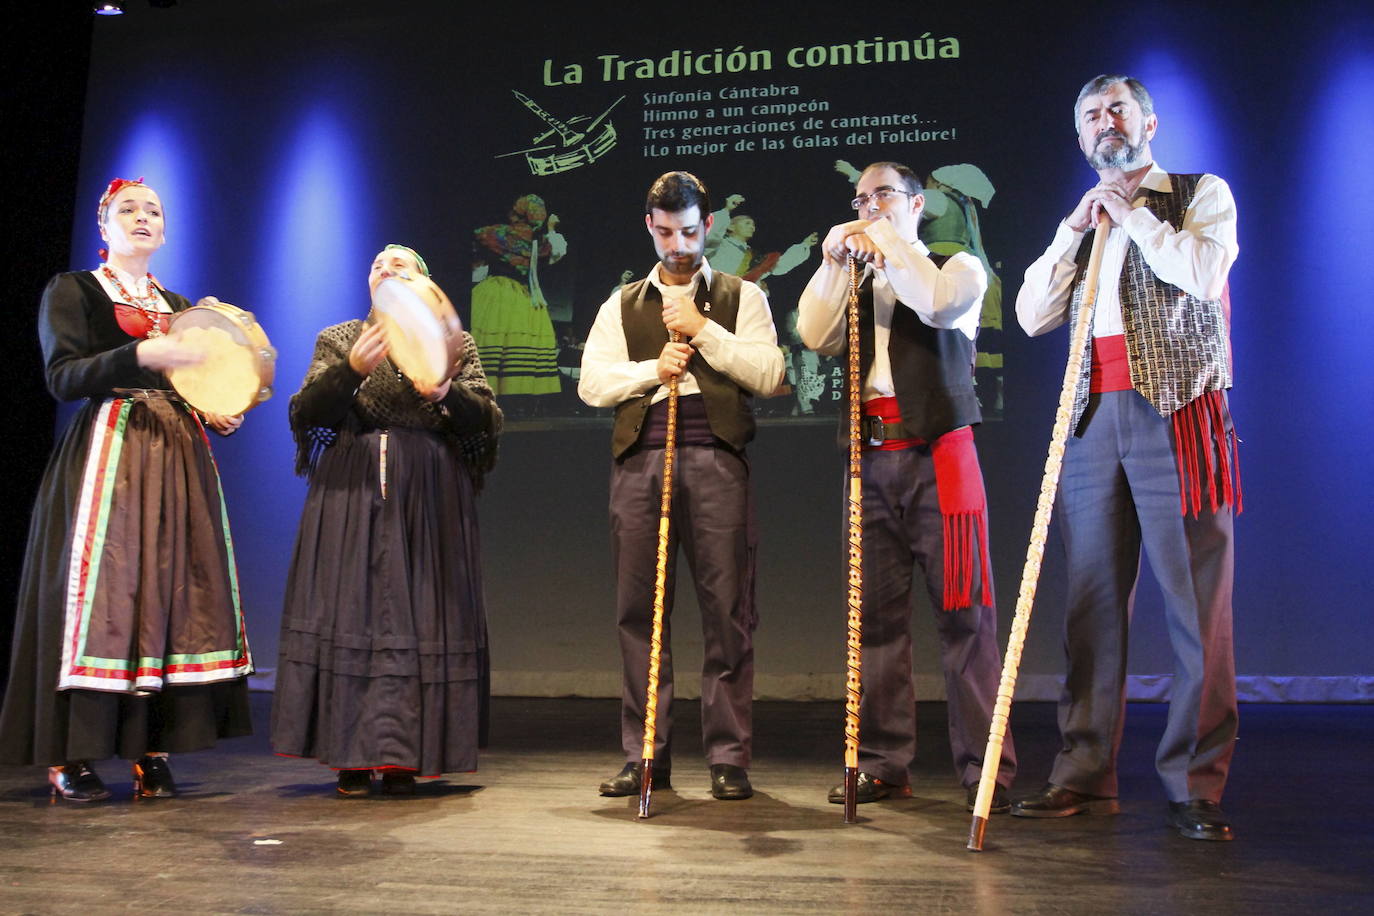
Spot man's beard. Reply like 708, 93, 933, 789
1085, 130, 1149, 169
659, 250, 702, 277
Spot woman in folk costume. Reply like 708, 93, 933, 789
470, 194, 566, 404
0, 178, 254, 803
271, 245, 501, 796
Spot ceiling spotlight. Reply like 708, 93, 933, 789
93, 2, 125, 14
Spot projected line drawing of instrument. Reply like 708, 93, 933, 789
497, 91, 625, 175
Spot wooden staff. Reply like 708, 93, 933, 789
639, 328, 683, 819
841, 254, 864, 824
967, 211, 1111, 851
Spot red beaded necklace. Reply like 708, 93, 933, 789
102, 264, 167, 338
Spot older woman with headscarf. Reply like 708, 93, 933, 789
470, 194, 566, 408
0, 178, 254, 803
271, 244, 501, 796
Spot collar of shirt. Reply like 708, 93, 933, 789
1135, 162, 1171, 198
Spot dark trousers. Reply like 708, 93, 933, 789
610, 445, 756, 768
1050, 390, 1237, 803
856, 443, 1015, 789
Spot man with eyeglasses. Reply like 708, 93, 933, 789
797, 161, 1014, 812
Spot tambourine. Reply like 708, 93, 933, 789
166, 298, 276, 415
370, 273, 464, 389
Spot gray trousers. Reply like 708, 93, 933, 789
610, 445, 756, 768
856, 443, 1015, 789
1050, 390, 1237, 803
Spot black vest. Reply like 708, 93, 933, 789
610, 271, 756, 458
853, 254, 981, 441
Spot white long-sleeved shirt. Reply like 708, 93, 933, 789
1015, 164, 1239, 338
578, 259, 784, 408
796, 218, 986, 400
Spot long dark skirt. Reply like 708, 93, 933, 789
0, 394, 253, 766
271, 426, 490, 776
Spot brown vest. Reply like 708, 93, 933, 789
1068, 173, 1232, 429
610, 271, 755, 458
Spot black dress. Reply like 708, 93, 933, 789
0, 271, 253, 766
270, 321, 500, 776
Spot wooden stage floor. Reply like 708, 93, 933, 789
1, 696, 1371, 914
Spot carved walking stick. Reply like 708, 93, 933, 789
967, 212, 1111, 850
639, 329, 683, 819
842, 254, 864, 824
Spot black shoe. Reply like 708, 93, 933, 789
133, 756, 177, 799
966, 783, 1010, 814
336, 769, 373, 797
1168, 799, 1234, 841
709, 764, 753, 800
381, 772, 417, 796
827, 771, 912, 804
48, 762, 111, 804
598, 762, 671, 797
1010, 783, 1121, 818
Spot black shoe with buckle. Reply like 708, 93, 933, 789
827, 771, 912, 804
1168, 799, 1234, 841
133, 756, 177, 799
598, 762, 671, 797
336, 769, 373, 797
966, 783, 1010, 814
48, 762, 112, 804
1010, 783, 1121, 817
709, 764, 753, 800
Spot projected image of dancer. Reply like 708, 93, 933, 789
705, 192, 819, 286
798, 161, 1015, 813
920, 164, 1004, 418
0, 178, 254, 803
471, 194, 566, 413
1011, 74, 1241, 842
271, 245, 501, 797
579, 171, 783, 802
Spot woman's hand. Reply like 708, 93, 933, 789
348, 322, 389, 376
136, 336, 207, 371
201, 411, 243, 436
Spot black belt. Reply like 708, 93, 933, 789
863, 416, 909, 447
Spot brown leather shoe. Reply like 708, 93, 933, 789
1010, 783, 1120, 817
1168, 800, 1234, 841
827, 771, 912, 804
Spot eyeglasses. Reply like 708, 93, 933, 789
851, 187, 918, 210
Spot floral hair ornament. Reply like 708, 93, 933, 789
97, 176, 148, 262
384, 243, 430, 277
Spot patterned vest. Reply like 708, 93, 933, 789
856, 254, 982, 441
610, 271, 755, 458
1068, 173, 1232, 430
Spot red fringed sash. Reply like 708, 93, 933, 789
1171, 389, 1243, 518
864, 398, 991, 610
931, 428, 993, 610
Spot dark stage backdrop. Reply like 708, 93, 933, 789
26, 0, 1373, 702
